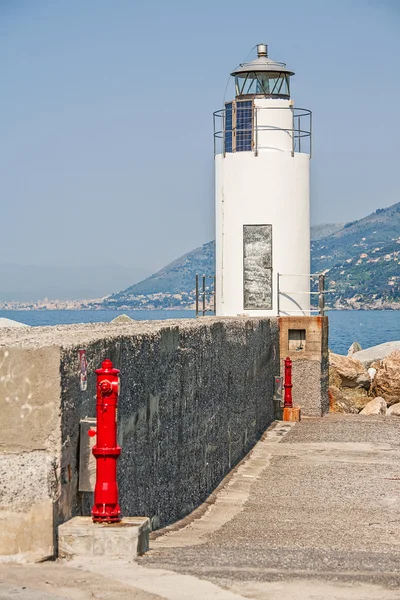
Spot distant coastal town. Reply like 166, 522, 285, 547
0, 292, 195, 312
0, 298, 102, 311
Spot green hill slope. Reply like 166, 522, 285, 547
312, 202, 400, 273
313, 202, 400, 308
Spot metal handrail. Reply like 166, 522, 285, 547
213, 106, 312, 118
195, 274, 216, 317
214, 127, 311, 138
277, 272, 326, 316
214, 105, 312, 157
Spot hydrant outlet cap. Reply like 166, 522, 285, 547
95, 358, 120, 376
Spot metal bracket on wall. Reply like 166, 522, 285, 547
78, 418, 96, 492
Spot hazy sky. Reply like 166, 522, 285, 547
1, 0, 399, 275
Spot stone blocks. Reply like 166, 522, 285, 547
58, 517, 150, 559
279, 316, 329, 416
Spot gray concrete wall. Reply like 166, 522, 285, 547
0, 317, 279, 559
60, 318, 279, 530
0, 347, 61, 561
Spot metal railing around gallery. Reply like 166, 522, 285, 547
277, 273, 326, 316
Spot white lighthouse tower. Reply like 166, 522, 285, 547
214, 44, 312, 316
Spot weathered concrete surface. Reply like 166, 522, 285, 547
0, 347, 61, 452
0, 346, 61, 561
56, 318, 279, 531
0, 317, 279, 559
1, 417, 399, 599
0, 563, 163, 600
1, 555, 399, 600
58, 516, 150, 558
141, 414, 400, 597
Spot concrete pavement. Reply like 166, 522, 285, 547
141, 415, 400, 598
0, 561, 163, 600
2, 415, 400, 599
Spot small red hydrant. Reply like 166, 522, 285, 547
91, 359, 121, 523
284, 356, 293, 409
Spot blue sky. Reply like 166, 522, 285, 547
1, 0, 399, 276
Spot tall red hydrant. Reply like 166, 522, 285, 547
284, 356, 293, 409
90, 359, 121, 523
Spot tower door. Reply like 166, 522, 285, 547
243, 224, 272, 310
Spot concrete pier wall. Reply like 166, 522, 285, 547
0, 346, 61, 561
0, 317, 279, 560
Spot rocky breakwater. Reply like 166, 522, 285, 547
329, 341, 400, 416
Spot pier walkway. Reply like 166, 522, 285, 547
1, 414, 400, 599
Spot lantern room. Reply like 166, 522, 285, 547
231, 44, 294, 99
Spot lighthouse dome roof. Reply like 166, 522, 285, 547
231, 44, 294, 77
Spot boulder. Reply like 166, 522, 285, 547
329, 366, 342, 388
111, 314, 135, 323
347, 341, 362, 356
356, 371, 371, 390
329, 386, 369, 414
353, 341, 400, 369
370, 360, 381, 369
0, 317, 30, 328
371, 350, 400, 406
387, 403, 400, 417
359, 397, 387, 416
329, 352, 370, 389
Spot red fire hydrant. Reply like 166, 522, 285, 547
284, 356, 293, 409
91, 359, 121, 523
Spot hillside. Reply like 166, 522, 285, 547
98, 203, 400, 310
311, 203, 400, 273
309, 222, 346, 241
101, 242, 215, 309
312, 202, 400, 309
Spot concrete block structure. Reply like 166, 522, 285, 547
58, 516, 150, 558
279, 315, 329, 416
0, 346, 61, 562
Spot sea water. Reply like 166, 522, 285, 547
1, 309, 399, 356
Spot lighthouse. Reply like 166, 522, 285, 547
214, 44, 312, 317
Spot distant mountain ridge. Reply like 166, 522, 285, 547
101, 202, 400, 310
309, 222, 346, 241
